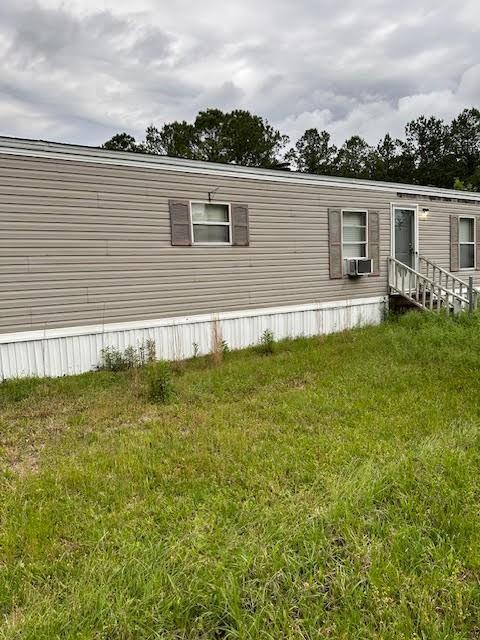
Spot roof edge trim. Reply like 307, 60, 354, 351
0, 135, 478, 202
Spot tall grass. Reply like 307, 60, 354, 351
1, 311, 480, 639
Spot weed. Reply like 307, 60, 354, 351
146, 361, 174, 404
100, 346, 126, 372
258, 328, 275, 355
123, 346, 140, 369
221, 340, 230, 356
100, 340, 157, 372
138, 338, 157, 365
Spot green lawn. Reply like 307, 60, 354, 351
1, 312, 480, 639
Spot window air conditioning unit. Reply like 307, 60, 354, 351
346, 258, 373, 277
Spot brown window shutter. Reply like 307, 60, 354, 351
328, 208, 343, 279
450, 215, 459, 271
169, 200, 191, 246
476, 217, 480, 270
231, 203, 249, 246
368, 210, 380, 275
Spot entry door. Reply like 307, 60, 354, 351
393, 207, 416, 267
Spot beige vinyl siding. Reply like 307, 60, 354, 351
416, 201, 480, 280
1, 151, 474, 335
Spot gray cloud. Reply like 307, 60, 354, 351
0, 0, 479, 148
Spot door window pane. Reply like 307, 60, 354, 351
394, 208, 414, 266
395, 209, 414, 225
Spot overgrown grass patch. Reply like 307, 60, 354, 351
1, 312, 480, 638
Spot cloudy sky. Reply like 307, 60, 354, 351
1, 0, 479, 151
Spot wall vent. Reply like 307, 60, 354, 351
396, 192, 480, 206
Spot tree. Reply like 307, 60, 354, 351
189, 108, 288, 167
450, 108, 480, 185
101, 133, 141, 153
403, 115, 454, 187
101, 106, 480, 189
285, 128, 337, 174
142, 122, 199, 158
193, 109, 228, 163
334, 136, 373, 179
454, 167, 480, 192
107, 109, 288, 168
219, 110, 289, 168
469, 166, 480, 190
368, 134, 416, 184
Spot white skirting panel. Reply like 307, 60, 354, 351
0, 296, 387, 380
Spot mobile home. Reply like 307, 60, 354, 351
1, 136, 479, 379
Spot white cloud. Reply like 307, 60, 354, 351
277, 63, 480, 147
0, 0, 478, 147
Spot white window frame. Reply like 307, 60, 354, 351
190, 201, 232, 246
458, 215, 476, 271
341, 209, 368, 261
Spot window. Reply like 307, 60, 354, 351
459, 217, 475, 269
191, 202, 231, 244
342, 210, 367, 259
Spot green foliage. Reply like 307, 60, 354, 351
143, 121, 199, 159
454, 167, 480, 192
142, 338, 156, 364
285, 128, 337, 174
146, 361, 174, 404
100, 339, 156, 372
213, 109, 289, 168
372, 133, 415, 184
333, 134, 373, 179
101, 132, 142, 153
454, 177, 468, 191
450, 108, 480, 180
258, 328, 275, 355
403, 115, 454, 187
134, 108, 288, 168
3, 314, 480, 637
100, 345, 130, 371
220, 340, 230, 356
103, 106, 480, 189
0, 377, 43, 406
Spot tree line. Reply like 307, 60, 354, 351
102, 107, 480, 191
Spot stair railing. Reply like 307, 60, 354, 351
388, 257, 473, 314
419, 255, 477, 305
